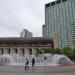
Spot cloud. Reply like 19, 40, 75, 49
0, 0, 55, 37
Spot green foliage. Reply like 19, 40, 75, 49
36, 49, 43, 54
72, 47, 75, 60
42, 48, 52, 53
53, 48, 61, 54
36, 48, 52, 54
36, 46, 75, 60
63, 46, 73, 59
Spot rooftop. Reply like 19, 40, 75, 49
0, 37, 53, 45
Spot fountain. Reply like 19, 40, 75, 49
0, 53, 73, 66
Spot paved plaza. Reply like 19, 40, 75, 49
0, 65, 75, 75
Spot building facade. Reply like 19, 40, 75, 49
20, 29, 32, 37
0, 37, 53, 56
43, 0, 75, 47
42, 25, 47, 37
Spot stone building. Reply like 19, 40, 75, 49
0, 37, 53, 56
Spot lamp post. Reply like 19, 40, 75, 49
44, 56, 47, 75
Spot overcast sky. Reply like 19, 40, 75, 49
0, 0, 55, 37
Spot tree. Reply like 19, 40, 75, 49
53, 48, 61, 54
72, 47, 75, 60
42, 48, 52, 53
63, 46, 73, 59
36, 48, 43, 54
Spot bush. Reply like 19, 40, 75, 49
36, 47, 75, 60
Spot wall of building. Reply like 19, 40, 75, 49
44, 0, 75, 47
0, 47, 39, 56
0, 37, 53, 55
20, 29, 32, 37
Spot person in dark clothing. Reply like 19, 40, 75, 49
32, 57, 35, 70
25, 58, 29, 70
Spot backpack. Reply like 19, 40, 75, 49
27, 60, 29, 65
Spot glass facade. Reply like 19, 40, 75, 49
20, 29, 32, 37
43, 0, 75, 47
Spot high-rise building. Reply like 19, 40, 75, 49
42, 25, 47, 37
20, 29, 32, 37
43, 0, 75, 47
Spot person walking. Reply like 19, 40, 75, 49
25, 58, 29, 70
32, 57, 35, 70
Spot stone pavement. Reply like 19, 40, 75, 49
0, 65, 75, 75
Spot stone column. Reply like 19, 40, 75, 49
2, 48, 4, 55
10, 48, 12, 54
32, 48, 36, 55
0, 48, 3, 55
10, 48, 17, 54
22, 48, 25, 56
3, 48, 9, 54
17, 48, 24, 56
25, 48, 30, 55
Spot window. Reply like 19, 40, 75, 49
62, 0, 67, 2
56, 0, 61, 4
46, 3, 50, 8
51, 2, 55, 6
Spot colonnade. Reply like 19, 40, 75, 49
0, 47, 37, 56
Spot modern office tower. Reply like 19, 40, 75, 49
42, 25, 47, 37
43, 0, 75, 47
20, 29, 32, 37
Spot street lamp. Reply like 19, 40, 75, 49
44, 56, 47, 75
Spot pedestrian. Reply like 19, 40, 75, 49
32, 57, 35, 70
25, 58, 29, 70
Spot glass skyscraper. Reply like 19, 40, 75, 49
43, 0, 75, 47
20, 29, 32, 37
